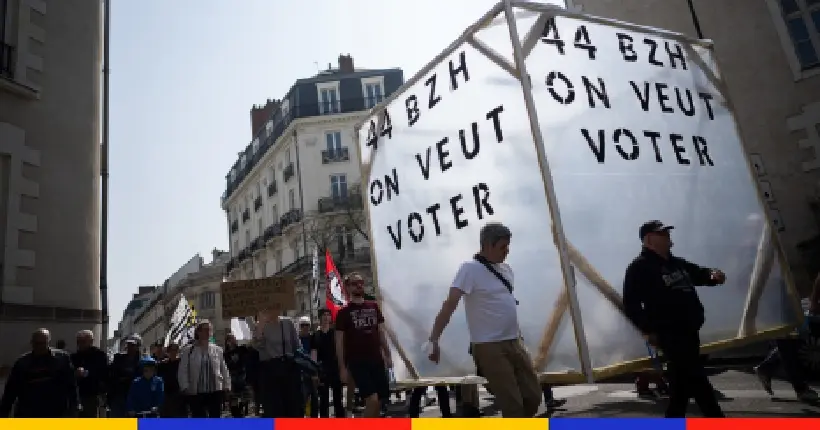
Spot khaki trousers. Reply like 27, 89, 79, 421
472, 338, 541, 417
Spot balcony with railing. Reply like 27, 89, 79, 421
221, 94, 400, 207
250, 237, 263, 252
321, 147, 350, 164
264, 223, 282, 242
318, 193, 364, 213
267, 181, 278, 197
280, 208, 303, 229
254, 196, 263, 212
283, 162, 295, 183
230, 220, 239, 233
241, 209, 250, 223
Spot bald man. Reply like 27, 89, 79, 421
0, 329, 80, 417
71, 330, 108, 417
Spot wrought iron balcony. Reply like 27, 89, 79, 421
280, 208, 303, 229
241, 209, 250, 223
230, 220, 239, 233
267, 181, 278, 197
250, 237, 262, 252
283, 162, 295, 183
264, 223, 282, 241
254, 196, 262, 212
321, 147, 350, 164
318, 194, 363, 213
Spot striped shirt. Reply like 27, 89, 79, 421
195, 346, 217, 394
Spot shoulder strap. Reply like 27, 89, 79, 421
473, 254, 518, 305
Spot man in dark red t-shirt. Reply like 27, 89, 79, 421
335, 272, 392, 418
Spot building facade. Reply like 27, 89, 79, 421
133, 287, 165, 348
117, 252, 234, 348
164, 250, 230, 343
563, 0, 820, 292
0, 1, 102, 366
221, 55, 402, 319
115, 286, 156, 348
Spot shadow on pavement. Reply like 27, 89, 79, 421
595, 367, 729, 385
553, 399, 820, 418
553, 400, 665, 417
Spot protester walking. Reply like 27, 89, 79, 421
224, 333, 250, 417
178, 320, 231, 418
622, 220, 727, 418
335, 272, 392, 418
428, 222, 542, 418
753, 273, 820, 402
71, 329, 109, 417
108, 334, 143, 417
158, 343, 186, 417
407, 385, 452, 418
245, 344, 262, 416
0, 329, 80, 418
297, 316, 320, 418
312, 308, 345, 417
252, 311, 305, 417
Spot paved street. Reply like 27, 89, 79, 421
410, 369, 820, 418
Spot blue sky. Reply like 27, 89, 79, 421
108, 0, 564, 336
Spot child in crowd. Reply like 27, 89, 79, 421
126, 356, 165, 417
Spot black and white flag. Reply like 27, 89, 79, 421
164, 295, 196, 346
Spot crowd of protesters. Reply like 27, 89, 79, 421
2, 222, 818, 418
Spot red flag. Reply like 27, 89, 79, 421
325, 249, 347, 320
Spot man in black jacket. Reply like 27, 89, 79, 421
107, 335, 142, 417
623, 220, 726, 418
0, 329, 80, 417
70, 330, 109, 417
158, 343, 185, 417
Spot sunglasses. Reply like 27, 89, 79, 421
346, 280, 364, 287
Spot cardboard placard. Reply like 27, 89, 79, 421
220, 276, 296, 318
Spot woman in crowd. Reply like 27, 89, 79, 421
178, 320, 231, 418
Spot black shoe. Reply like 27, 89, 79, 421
546, 398, 567, 409
460, 405, 482, 417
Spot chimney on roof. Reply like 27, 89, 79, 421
338, 54, 354, 73
249, 98, 280, 137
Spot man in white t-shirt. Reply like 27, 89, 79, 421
427, 222, 541, 417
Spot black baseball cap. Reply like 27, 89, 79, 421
639, 220, 674, 240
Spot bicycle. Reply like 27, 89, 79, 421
133, 409, 159, 418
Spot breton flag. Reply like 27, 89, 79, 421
325, 249, 347, 320
164, 295, 197, 346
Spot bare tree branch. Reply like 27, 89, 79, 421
344, 183, 369, 241
302, 211, 340, 253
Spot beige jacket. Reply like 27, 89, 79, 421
177, 343, 230, 394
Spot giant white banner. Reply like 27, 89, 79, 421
356, 1, 801, 384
